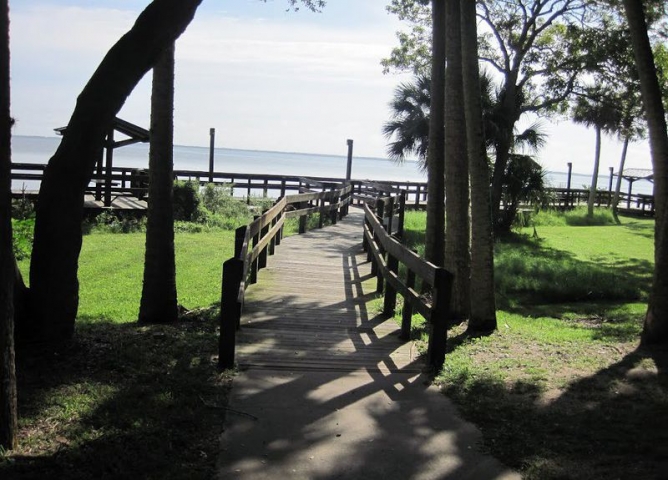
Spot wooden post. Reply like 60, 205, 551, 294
219, 258, 243, 370
250, 216, 260, 284
566, 162, 573, 208
234, 225, 247, 259
299, 202, 307, 234
104, 128, 114, 207
383, 252, 399, 316
415, 185, 421, 207
400, 267, 416, 340
269, 217, 276, 256
386, 197, 394, 235
427, 268, 453, 373
208, 127, 215, 184
397, 190, 406, 238
259, 215, 269, 269
374, 199, 385, 293
346, 139, 353, 183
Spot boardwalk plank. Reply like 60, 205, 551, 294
237, 207, 421, 373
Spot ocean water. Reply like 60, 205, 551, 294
11, 135, 653, 196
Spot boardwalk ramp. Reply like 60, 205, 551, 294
217, 207, 519, 480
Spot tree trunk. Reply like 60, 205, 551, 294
587, 126, 602, 217
612, 136, 629, 220
623, 0, 668, 345
22, 0, 202, 345
0, 0, 17, 450
460, 0, 496, 333
139, 43, 178, 324
444, 0, 470, 320
424, 0, 446, 268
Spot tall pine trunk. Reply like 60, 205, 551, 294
460, 0, 496, 333
0, 0, 17, 450
424, 0, 446, 268
587, 126, 602, 217
139, 44, 178, 324
623, 0, 668, 345
444, 0, 470, 320
22, 0, 202, 345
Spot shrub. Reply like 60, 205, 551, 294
12, 218, 34, 260
173, 180, 201, 221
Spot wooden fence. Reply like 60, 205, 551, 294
218, 183, 353, 369
11, 162, 654, 215
362, 192, 453, 372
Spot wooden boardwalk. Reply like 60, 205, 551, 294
236, 207, 422, 374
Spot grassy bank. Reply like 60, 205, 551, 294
394, 209, 667, 479
4, 229, 236, 479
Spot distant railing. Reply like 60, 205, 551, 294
11, 163, 655, 215
362, 190, 453, 373
218, 181, 353, 370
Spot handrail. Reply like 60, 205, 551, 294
362, 196, 452, 373
218, 182, 353, 369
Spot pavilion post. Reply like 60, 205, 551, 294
346, 139, 353, 183
566, 162, 573, 208
104, 128, 114, 207
209, 127, 215, 184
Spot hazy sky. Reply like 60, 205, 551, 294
9, 0, 653, 174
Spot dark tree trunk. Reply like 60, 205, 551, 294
444, 0, 470, 320
623, 0, 668, 345
461, 0, 496, 333
424, 0, 446, 268
0, 0, 17, 450
21, 0, 202, 345
139, 43, 178, 324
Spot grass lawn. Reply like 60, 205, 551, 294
3, 230, 236, 479
396, 209, 667, 479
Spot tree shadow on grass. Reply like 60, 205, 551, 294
3, 308, 231, 480
495, 234, 652, 314
441, 345, 668, 479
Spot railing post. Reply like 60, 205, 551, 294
299, 202, 307, 234
386, 197, 394, 235
383, 251, 398, 316
219, 258, 243, 370
250, 216, 260, 284
269, 217, 277, 256
397, 190, 406, 239
234, 225, 247, 258
259, 213, 269, 269
427, 268, 453, 373
400, 267, 416, 340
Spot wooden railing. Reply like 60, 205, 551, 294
218, 183, 353, 369
362, 192, 453, 373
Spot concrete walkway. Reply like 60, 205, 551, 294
216, 208, 520, 479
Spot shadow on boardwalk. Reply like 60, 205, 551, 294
217, 208, 518, 479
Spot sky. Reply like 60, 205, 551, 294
8, 0, 654, 175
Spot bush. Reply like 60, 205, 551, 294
85, 210, 146, 234
173, 180, 201, 221
12, 218, 34, 260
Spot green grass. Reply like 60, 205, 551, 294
18, 230, 235, 322
388, 208, 666, 479
6, 229, 237, 478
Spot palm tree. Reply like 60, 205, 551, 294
139, 43, 178, 324
461, 0, 496, 334
444, 0, 470, 320
623, 0, 668, 345
382, 75, 431, 170
571, 93, 621, 217
424, 0, 446, 268
0, 0, 17, 451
